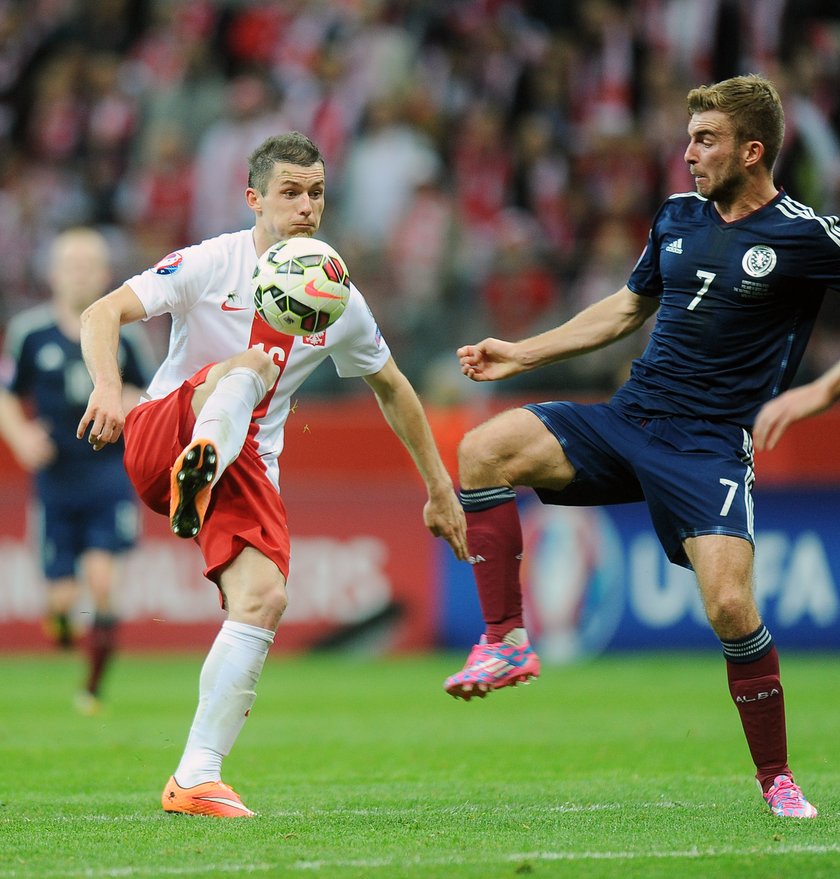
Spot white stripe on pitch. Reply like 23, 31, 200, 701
3, 843, 839, 877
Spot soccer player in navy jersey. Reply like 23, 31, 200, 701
446, 74, 838, 818
0, 228, 152, 714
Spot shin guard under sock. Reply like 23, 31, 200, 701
460, 487, 523, 643
724, 627, 790, 790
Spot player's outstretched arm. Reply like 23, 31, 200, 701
457, 337, 522, 382
364, 357, 468, 561
77, 284, 147, 451
458, 286, 657, 383
753, 361, 840, 451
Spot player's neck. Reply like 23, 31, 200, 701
53, 299, 83, 342
713, 179, 779, 223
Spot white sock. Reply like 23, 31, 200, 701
174, 620, 274, 787
191, 368, 267, 486
502, 627, 528, 646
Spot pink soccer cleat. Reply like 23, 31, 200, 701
761, 775, 818, 818
444, 632, 540, 701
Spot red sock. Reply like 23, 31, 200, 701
466, 499, 523, 642
86, 615, 118, 697
726, 646, 790, 790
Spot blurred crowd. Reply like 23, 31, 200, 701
3, 0, 840, 399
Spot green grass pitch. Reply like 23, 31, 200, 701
0, 650, 838, 878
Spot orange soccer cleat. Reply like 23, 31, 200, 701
169, 439, 217, 538
161, 775, 255, 818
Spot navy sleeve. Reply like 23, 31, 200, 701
627, 202, 668, 297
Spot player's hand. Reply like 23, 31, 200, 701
753, 382, 833, 451
10, 420, 56, 471
76, 383, 126, 451
457, 338, 522, 382
423, 490, 469, 561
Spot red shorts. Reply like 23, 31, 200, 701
123, 365, 291, 583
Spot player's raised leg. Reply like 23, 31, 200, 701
170, 350, 276, 538
687, 534, 817, 818
444, 408, 574, 699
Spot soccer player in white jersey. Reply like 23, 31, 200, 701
446, 75, 838, 819
77, 131, 468, 817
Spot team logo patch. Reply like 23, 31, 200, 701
153, 252, 184, 275
742, 245, 776, 278
302, 331, 326, 347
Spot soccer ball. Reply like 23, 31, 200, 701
253, 237, 351, 336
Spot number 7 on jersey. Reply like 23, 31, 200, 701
688, 270, 716, 311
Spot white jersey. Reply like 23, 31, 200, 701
127, 229, 391, 488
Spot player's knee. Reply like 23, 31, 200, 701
222, 566, 288, 631
224, 575, 288, 630
704, 590, 756, 637
233, 347, 280, 389
457, 425, 500, 485
261, 581, 288, 624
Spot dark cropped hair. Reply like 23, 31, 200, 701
686, 74, 785, 171
247, 132, 325, 193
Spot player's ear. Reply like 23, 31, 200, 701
245, 187, 262, 213
743, 139, 765, 169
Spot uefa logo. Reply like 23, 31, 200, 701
153, 252, 184, 275
520, 503, 625, 663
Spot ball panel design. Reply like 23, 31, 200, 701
252, 237, 351, 336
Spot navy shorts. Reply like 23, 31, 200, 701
37, 494, 139, 581
524, 401, 755, 569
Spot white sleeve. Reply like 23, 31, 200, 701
125, 241, 219, 320
328, 285, 391, 377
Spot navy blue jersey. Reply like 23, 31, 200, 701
3, 304, 152, 501
617, 190, 840, 427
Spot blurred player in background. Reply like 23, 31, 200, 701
0, 227, 152, 714
447, 74, 839, 819
77, 131, 467, 817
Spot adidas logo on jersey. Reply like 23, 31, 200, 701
665, 238, 683, 254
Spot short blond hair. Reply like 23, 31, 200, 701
686, 74, 784, 171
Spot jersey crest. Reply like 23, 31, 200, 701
742, 245, 777, 278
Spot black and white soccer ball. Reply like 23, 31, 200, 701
253, 237, 351, 335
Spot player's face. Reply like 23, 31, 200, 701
48, 234, 112, 312
684, 111, 747, 203
247, 162, 326, 254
